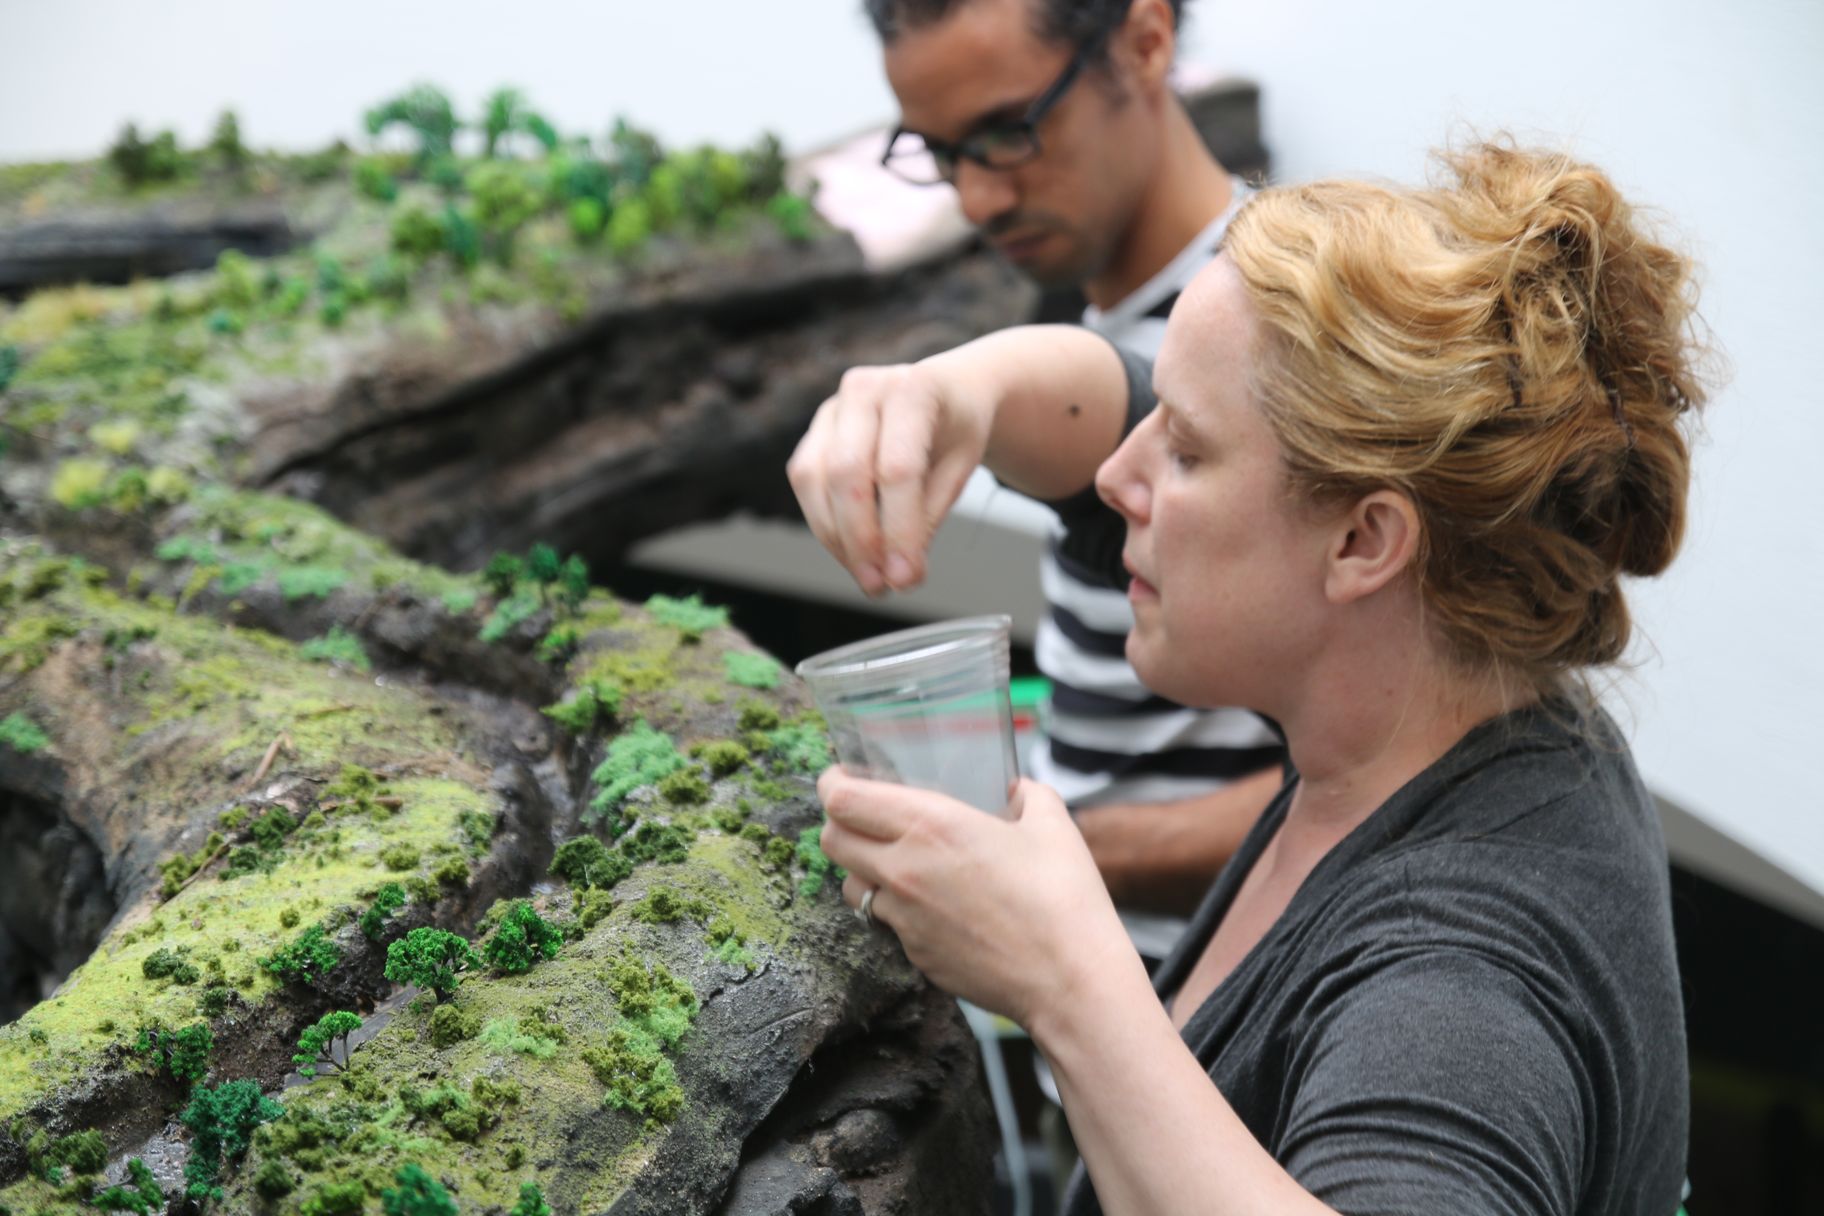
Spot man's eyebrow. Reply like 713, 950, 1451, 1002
902, 96, 1038, 141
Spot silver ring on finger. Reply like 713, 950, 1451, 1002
857, 886, 877, 929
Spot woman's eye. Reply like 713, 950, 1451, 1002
1167, 443, 1198, 472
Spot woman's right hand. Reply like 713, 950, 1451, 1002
786, 359, 996, 597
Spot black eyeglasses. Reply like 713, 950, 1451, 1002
881, 38, 1100, 186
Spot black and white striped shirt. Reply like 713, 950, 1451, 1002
1029, 185, 1284, 862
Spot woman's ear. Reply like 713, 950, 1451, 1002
1324, 490, 1420, 605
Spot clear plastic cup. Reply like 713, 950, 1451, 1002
795, 615, 1019, 815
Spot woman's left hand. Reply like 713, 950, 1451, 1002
817, 770, 1136, 1029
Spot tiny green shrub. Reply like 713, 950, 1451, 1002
300, 625, 371, 672
382, 1162, 458, 1216
722, 650, 783, 689
260, 924, 341, 986
91, 1157, 164, 1213
379, 843, 421, 871
645, 592, 729, 641
359, 882, 407, 939
549, 835, 631, 890
0, 712, 50, 754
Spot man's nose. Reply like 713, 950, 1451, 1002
951, 159, 1019, 229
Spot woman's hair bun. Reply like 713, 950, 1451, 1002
1225, 137, 1715, 686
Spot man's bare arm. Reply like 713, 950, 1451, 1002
1075, 767, 1283, 916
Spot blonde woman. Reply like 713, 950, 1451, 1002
797, 142, 1705, 1214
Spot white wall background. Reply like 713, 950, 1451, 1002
2, 0, 1820, 901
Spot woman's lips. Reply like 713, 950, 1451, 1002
1123, 555, 1157, 601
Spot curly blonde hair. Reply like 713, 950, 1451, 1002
1224, 140, 1711, 691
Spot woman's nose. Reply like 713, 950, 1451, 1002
1096, 425, 1152, 525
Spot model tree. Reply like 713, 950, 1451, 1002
180, 1079, 283, 1202
293, 1010, 363, 1076
364, 84, 458, 161
384, 927, 481, 1003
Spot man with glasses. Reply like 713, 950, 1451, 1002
796, 0, 1284, 933
789, 0, 1287, 1194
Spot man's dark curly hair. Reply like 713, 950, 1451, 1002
863, 0, 1186, 61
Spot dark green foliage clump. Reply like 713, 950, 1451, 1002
384, 927, 480, 1002
0, 343, 20, 392
460, 809, 496, 853
108, 122, 186, 187
382, 1162, 458, 1216
619, 821, 692, 865
0, 711, 48, 753
483, 900, 563, 973
549, 835, 632, 890
433, 856, 470, 888
252, 1157, 296, 1200
627, 888, 707, 926
380, 843, 421, 871
699, 740, 750, 777
510, 1181, 553, 1216
737, 700, 781, 732
428, 1002, 481, 1048
180, 1079, 283, 1201
260, 923, 341, 986
198, 983, 235, 1018
658, 768, 709, 805
91, 1157, 164, 1214
34, 1129, 106, 1178
293, 1010, 362, 1076
360, 882, 408, 939
142, 946, 200, 985
134, 1021, 214, 1086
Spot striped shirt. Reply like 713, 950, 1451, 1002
1028, 186, 1284, 839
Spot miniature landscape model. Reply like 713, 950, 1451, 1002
0, 85, 1041, 1216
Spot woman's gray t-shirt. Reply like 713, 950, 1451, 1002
1059, 700, 1688, 1216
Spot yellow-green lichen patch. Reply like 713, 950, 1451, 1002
224, 915, 704, 1215
0, 778, 497, 1124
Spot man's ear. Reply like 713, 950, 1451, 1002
1118, 0, 1178, 93
1324, 490, 1421, 605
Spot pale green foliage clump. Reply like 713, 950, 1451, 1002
586, 718, 687, 829
0, 711, 49, 753
645, 593, 729, 642
541, 678, 621, 734
721, 649, 782, 689
479, 1016, 558, 1059
299, 624, 371, 672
